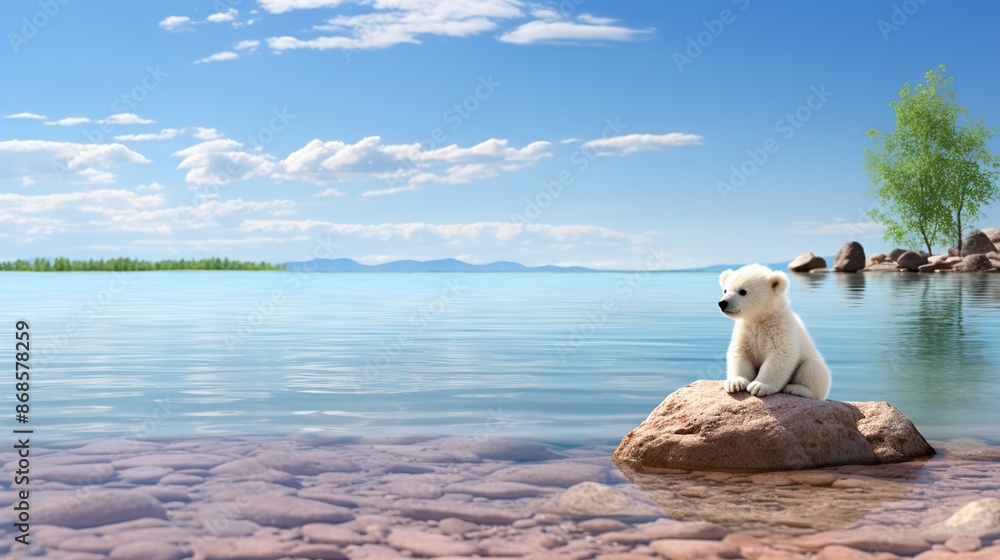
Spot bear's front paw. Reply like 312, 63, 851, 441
723, 378, 749, 393
747, 380, 779, 397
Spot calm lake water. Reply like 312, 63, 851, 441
2, 271, 999, 445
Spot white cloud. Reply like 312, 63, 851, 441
115, 128, 183, 142
159, 15, 192, 31
192, 127, 223, 140
173, 139, 276, 185
0, 189, 165, 214
4, 112, 46, 120
207, 8, 238, 23
791, 221, 888, 236
267, 0, 523, 52
276, 136, 551, 194
0, 140, 150, 184
135, 182, 165, 192
99, 198, 295, 234
559, 137, 581, 144
196, 51, 239, 64
258, 0, 348, 14
135, 236, 309, 249
44, 117, 91, 126
100, 113, 155, 125
581, 133, 703, 156
499, 12, 653, 45
235, 39, 261, 52
315, 187, 346, 197
239, 219, 642, 244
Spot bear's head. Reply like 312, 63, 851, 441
717, 263, 789, 320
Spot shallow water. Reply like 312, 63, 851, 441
2, 271, 999, 444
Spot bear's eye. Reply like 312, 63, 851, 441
738, 289, 747, 296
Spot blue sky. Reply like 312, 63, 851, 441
2, 0, 998, 268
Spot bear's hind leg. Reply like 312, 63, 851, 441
785, 357, 830, 400
781, 384, 816, 399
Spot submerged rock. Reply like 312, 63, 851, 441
612, 380, 934, 472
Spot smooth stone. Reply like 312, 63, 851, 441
399, 500, 525, 525
834, 241, 866, 272
253, 450, 360, 476
436, 437, 564, 461
790, 527, 931, 555
290, 543, 349, 559
34, 463, 114, 485
536, 482, 661, 520
942, 498, 1000, 538
816, 545, 878, 559
649, 538, 733, 560
109, 541, 183, 560
613, 380, 934, 471
789, 252, 827, 272
788, 472, 840, 487
192, 537, 294, 560
956, 254, 996, 272
159, 473, 205, 486
239, 495, 354, 528
598, 520, 729, 545
896, 251, 929, 271
443, 481, 549, 499
113, 453, 231, 470
59, 536, 115, 553
302, 523, 367, 546
117, 466, 172, 483
492, 462, 610, 487
944, 536, 981, 552
386, 528, 478, 557
437, 517, 481, 536
578, 518, 631, 535
380, 463, 435, 474
34, 490, 167, 528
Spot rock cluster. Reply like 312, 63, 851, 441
789, 228, 1000, 274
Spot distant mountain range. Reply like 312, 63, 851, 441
285, 258, 596, 272
285, 257, 825, 273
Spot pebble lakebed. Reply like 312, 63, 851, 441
0, 436, 998, 560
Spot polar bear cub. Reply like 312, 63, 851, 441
717, 264, 831, 400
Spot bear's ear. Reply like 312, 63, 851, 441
719, 269, 733, 288
771, 271, 789, 292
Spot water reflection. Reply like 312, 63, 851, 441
787, 270, 827, 294
834, 271, 866, 304
616, 461, 927, 529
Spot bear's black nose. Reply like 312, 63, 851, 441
718, 300, 728, 310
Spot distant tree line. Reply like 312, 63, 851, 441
0, 257, 287, 272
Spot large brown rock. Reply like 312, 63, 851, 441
981, 227, 1000, 247
955, 254, 996, 272
962, 230, 996, 256
887, 248, 907, 261
896, 251, 928, 271
833, 242, 865, 272
788, 252, 827, 272
612, 381, 933, 472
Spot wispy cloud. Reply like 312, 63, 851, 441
206, 9, 239, 23
195, 51, 239, 64
582, 133, 703, 156
100, 113, 155, 125
173, 139, 276, 185
499, 10, 653, 45
4, 112, 46, 120
44, 117, 91, 126
115, 128, 183, 142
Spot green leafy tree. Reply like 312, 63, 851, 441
865, 65, 1000, 253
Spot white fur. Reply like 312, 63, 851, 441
718, 264, 831, 400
